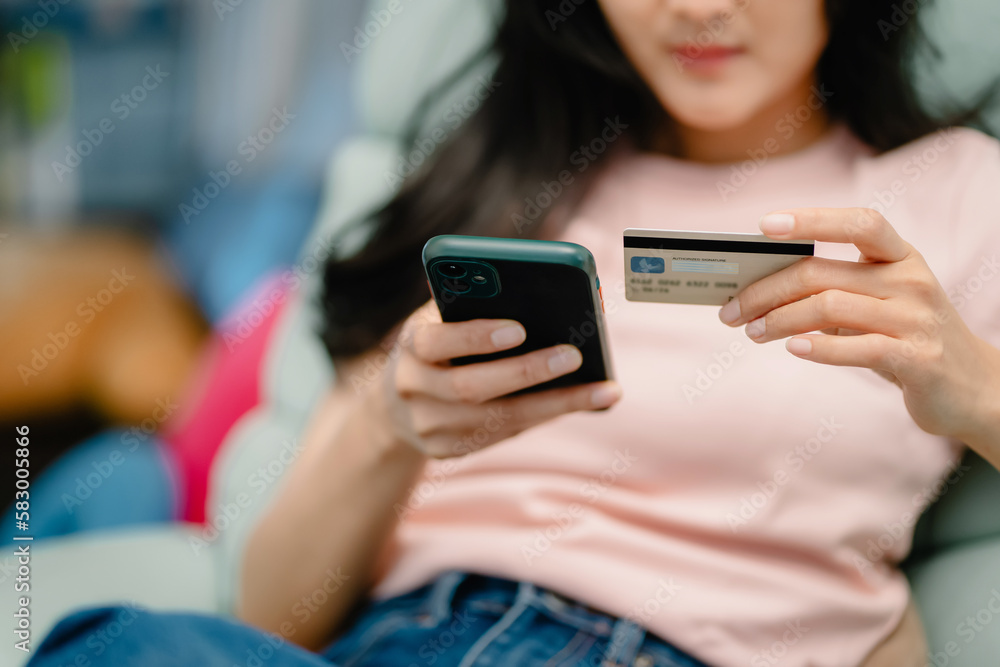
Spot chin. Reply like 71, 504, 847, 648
653, 83, 761, 134
662, 100, 757, 133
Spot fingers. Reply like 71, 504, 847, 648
412, 381, 621, 435
720, 257, 888, 326
743, 290, 912, 344
399, 344, 586, 403
503, 380, 622, 420
758, 208, 911, 263
784, 333, 904, 373
409, 381, 622, 457
410, 318, 526, 364
387, 304, 621, 460
785, 326, 947, 378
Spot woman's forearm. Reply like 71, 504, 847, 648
236, 383, 427, 650
235, 303, 615, 648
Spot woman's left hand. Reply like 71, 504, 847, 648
718, 207, 1000, 453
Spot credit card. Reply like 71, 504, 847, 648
624, 228, 814, 305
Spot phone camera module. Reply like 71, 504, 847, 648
444, 279, 471, 294
438, 263, 467, 279
432, 259, 498, 297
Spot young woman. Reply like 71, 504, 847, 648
30, 0, 1000, 666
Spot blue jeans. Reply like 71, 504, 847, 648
29, 572, 710, 667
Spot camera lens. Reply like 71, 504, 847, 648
444, 279, 471, 294
438, 263, 466, 279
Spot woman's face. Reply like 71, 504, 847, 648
597, 0, 829, 131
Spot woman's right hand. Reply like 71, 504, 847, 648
362, 302, 622, 459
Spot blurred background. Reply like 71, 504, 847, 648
1, 0, 999, 555
0, 0, 366, 518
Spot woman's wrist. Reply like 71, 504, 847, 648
953, 336, 1000, 467
356, 380, 429, 465
295, 381, 427, 493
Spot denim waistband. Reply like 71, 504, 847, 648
398, 571, 691, 667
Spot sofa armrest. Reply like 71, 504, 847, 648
907, 538, 1000, 666
910, 450, 1000, 557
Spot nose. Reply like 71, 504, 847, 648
666, 0, 742, 24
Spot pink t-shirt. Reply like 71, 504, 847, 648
373, 125, 1000, 666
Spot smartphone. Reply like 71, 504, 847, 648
422, 235, 613, 394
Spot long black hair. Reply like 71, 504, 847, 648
320, 0, 992, 360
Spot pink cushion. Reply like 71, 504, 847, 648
163, 274, 290, 522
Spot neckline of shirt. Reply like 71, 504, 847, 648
610, 122, 867, 182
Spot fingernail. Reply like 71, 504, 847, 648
491, 324, 526, 349
759, 213, 795, 235
590, 383, 622, 408
548, 346, 582, 374
719, 298, 741, 325
745, 317, 766, 339
786, 337, 812, 355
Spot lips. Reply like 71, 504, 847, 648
670, 43, 745, 66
